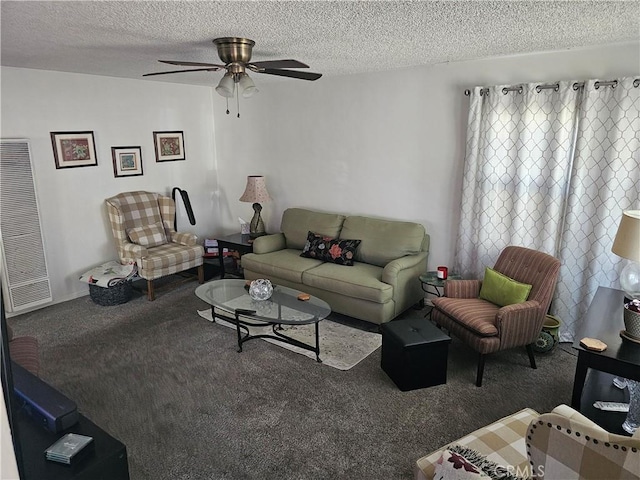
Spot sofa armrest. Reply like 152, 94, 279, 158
252, 233, 286, 254
171, 231, 198, 246
495, 300, 543, 349
382, 253, 427, 283
415, 408, 539, 480
382, 252, 428, 314
443, 279, 481, 298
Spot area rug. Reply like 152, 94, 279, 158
197, 309, 381, 370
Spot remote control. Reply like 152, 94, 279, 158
593, 401, 629, 412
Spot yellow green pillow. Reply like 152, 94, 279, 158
479, 267, 532, 307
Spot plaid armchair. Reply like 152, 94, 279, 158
105, 191, 204, 300
415, 404, 640, 480
432, 246, 561, 386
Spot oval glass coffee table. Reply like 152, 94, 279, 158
195, 279, 331, 362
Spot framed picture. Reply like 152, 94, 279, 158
50, 131, 98, 169
111, 146, 143, 177
153, 131, 185, 162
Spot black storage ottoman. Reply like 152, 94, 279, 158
381, 316, 451, 391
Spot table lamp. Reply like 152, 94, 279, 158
239, 175, 271, 238
612, 210, 640, 301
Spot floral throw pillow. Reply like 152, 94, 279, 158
434, 449, 489, 480
434, 446, 524, 480
300, 231, 361, 266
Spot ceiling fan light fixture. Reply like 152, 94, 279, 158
215, 72, 235, 98
239, 73, 258, 98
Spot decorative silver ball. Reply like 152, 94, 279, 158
249, 279, 273, 301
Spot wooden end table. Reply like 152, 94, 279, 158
571, 286, 640, 434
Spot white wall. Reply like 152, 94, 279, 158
1, 68, 220, 307
2, 42, 638, 308
213, 42, 640, 272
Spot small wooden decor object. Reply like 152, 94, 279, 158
579, 337, 607, 352
297, 293, 311, 301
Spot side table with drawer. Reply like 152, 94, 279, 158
381, 315, 451, 391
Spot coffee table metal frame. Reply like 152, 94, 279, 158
195, 279, 331, 362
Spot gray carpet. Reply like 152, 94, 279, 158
10, 279, 577, 480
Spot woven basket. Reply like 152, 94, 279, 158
623, 304, 640, 340
89, 282, 132, 306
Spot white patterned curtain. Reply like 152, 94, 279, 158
553, 78, 640, 341
455, 77, 640, 341
455, 81, 580, 278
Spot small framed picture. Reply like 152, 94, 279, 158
50, 131, 98, 169
153, 131, 185, 162
111, 146, 143, 177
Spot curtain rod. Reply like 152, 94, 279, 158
464, 78, 640, 96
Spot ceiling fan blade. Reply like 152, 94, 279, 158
143, 67, 221, 77
259, 68, 322, 81
159, 60, 225, 68
249, 59, 309, 69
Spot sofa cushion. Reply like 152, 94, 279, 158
302, 262, 393, 303
241, 249, 323, 284
281, 208, 346, 250
139, 242, 202, 272
432, 297, 500, 336
300, 231, 361, 266
340, 216, 425, 267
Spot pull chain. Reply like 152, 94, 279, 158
236, 85, 240, 118
225, 97, 230, 115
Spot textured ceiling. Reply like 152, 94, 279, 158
1, 1, 639, 87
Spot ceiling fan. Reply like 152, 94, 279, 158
144, 37, 322, 116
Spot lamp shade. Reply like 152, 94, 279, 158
239, 176, 271, 203
612, 210, 640, 263
215, 72, 235, 98
239, 73, 258, 98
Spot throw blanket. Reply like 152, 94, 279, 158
79, 261, 137, 288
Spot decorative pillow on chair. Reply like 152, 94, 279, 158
127, 222, 168, 247
434, 446, 524, 480
479, 267, 532, 307
300, 231, 361, 266
434, 449, 489, 479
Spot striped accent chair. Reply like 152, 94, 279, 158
432, 246, 560, 386
106, 191, 204, 301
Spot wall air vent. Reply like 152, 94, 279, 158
0, 139, 52, 312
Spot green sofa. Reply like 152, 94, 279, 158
241, 208, 429, 325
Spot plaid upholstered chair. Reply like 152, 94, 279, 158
415, 404, 640, 480
432, 246, 560, 386
105, 191, 204, 301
